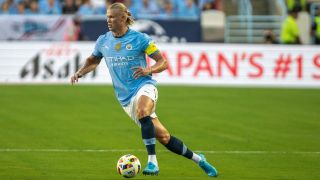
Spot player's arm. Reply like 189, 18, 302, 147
132, 51, 168, 79
149, 51, 168, 74
71, 55, 102, 85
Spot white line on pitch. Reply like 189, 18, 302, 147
0, 149, 319, 154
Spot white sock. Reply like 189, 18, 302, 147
191, 153, 202, 164
148, 155, 158, 166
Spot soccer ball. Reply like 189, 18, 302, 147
117, 154, 141, 178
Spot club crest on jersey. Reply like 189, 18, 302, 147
126, 44, 132, 50
115, 43, 121, 51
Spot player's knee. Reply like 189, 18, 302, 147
136, 107, 150, 119
157, 131, 170, 145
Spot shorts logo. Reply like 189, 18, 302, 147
126, 44, 133, 50
115, 43, 121, 51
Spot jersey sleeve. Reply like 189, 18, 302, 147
92, 35, 103, 58
141, 33, 159, 57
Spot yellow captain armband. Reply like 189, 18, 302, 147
145, 42, 159, 56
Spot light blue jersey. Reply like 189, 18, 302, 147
92, 29, 158, 106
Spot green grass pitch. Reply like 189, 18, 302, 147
0, 85, 319, 179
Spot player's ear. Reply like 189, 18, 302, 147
122, 14, 127, 21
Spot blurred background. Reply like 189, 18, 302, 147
0, 0, 319, 44
0, 1, 320, 180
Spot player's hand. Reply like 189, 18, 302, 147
70, 72, 82, 85
131, 66, 151, 79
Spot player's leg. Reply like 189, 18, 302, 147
152, 118, 198, 161
136, 95, 159, 175
152, 118, 218, 177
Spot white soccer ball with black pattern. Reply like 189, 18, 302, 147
117, 154, 141, 178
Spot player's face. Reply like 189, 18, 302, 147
107, 8, 126, 32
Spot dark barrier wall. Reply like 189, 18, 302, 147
80, 18, 202, 43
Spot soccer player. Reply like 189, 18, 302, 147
70, 2, 218, 177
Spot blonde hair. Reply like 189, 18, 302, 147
109, 3, 134, 26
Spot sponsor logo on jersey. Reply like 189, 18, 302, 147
106, 56, 135, 67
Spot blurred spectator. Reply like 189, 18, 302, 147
136, 0, 160, 18
311, 7, 320, 44
177, 0, 199, 19
96, 0, 112, 15
0, 0, 10, 14
62, 0, 78, 14
1, 0, 16, 14
263, 29, 279, 44
124, 0, 137, 17
26, 0, 39, 14
159, 0, 176, 18
39, 0, 62, 14
199, 0, 217, 11
77, 0, 95, 15
23, 0, 31, 9
170, 0, 180, 13
286, 0, 307, 12
16, 1, 25, 14
280, 8, 301, 44
75, 0, 82, 8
